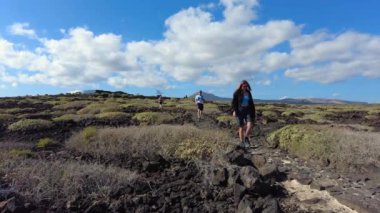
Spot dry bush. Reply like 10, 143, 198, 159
8, 119, 53, 132
267, 124, 380, 171
332, 128, 380, 170
132, 112, 176, 125
0, 157, 138, 205
66, 125, 234, 160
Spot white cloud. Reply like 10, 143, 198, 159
8, 23, 37, 38
332, 92, 340, 97
284, 31, 380, 83
256, 79, 271, 86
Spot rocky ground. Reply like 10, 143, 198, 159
0, 100, 379, 212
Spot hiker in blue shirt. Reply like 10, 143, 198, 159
195, 90, 205, 121
231, 80, 256, 148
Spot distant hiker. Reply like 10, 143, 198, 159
158, 95, 163, 109
232, 80, 256, 148
195, 90, 205, 121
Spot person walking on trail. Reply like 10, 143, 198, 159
158, 95, 163, 109
232, 80, 256, 148
195, 90, 205, 121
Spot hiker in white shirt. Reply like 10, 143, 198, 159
194, 90, 205, 121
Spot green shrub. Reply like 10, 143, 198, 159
36, 138, 56, 149
53, 114, 94, 123
82, 127, 97, 141
95, 112, 130, 121
76, 103, 123, 115
133, 112, 175, 124
5, 107, 35, 114
9, 149, 33, 158
8, 119, 53, 132
266, 124, 380, 171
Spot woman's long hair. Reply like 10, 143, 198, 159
234, 80, 252, 94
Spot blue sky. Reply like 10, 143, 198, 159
0, 0, 379, 102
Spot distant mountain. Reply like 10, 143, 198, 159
190, 92, 367, 104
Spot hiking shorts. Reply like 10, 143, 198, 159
197, 103, 204, 111
236, 107, 252, 127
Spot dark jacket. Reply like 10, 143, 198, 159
232, 90, 256, 120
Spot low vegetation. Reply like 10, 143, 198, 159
0, 154, 138, 206
132, 112, 176, 124
95, 112, 131, 122
267, 124, 380, 171
36, 138, 57, 149
0, 113, 15, 122
8, 119, 54, 132
66, 125, 233, 160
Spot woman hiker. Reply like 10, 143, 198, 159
231, 80, 256, 148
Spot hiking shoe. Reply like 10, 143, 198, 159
239, 141, 245, 148
244, 137, 251, 147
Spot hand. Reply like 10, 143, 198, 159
233, 111, 236, 117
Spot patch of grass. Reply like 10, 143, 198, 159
77, 103, 123, 115
53, 114, 94, 123
9, 149, 33, 158
267, 124, 380, 171
66, 125, 234, 160
95, 112, 130, 122
262, 110, 278, 118
36, 138, 57, 149
133, 112, 176, 124
367, 109, 380, 115
8, 119, 53, 132
299, 111, 332, 123
281, 109, 304, 117
5, 107, 35, 114
0, 159, 138, 205
216, 115, 235, 123
82, 126, 97, 141
0, 113, 15, 122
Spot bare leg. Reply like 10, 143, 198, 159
245, 122, 252, 138
238, 127, 244, 142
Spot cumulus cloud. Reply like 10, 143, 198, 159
8, 22, 37, 38
0, 0, 379, 90
256, 79, 271, 86
284, 31, 380, 83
